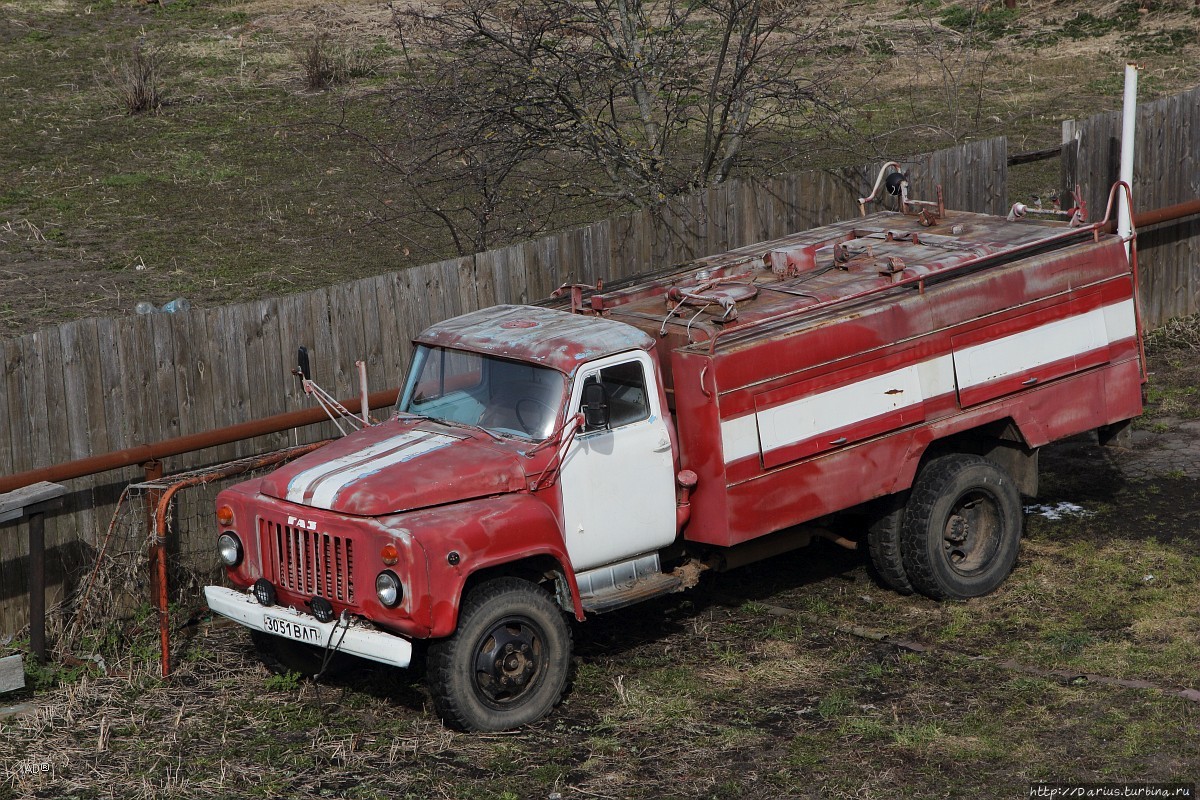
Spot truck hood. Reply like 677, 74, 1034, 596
259, 420, 529, 516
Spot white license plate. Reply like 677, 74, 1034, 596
263, 614, 323, 645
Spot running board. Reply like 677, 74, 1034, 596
576, 553, 683, 614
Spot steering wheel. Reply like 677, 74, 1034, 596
515, 397, 555, 437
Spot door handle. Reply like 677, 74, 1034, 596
829, 436, 848, 445
655, 434, 672, 452
1022, 377, 1038, 386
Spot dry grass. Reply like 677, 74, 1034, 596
1147, 312, 1200, 351
98, 40, 165, 116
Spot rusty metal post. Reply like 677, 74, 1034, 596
28, 511, 45, 662
141, 460, 169, 677
156, 505, 171, 678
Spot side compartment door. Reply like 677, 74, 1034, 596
558, 352, 677, 572
952, 293, 1112, 408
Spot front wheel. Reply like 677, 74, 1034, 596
427, 578, 572, 732
900, 454, 1023, 600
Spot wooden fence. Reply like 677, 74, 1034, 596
2, 139, 1010, 634
1063, 85, 1200, 327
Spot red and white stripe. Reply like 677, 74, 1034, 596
720, 298, 1137, 466
285, 431, 455, 509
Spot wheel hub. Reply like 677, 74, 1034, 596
946, 514, 969, 545
474, 621, 542, 703
942, 494, 999, 573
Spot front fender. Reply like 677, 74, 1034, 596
394, 493, 579, 638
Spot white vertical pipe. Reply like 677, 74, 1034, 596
1118, 63, 1139, 257
357, 360, 370, 425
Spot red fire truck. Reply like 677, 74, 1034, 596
205, 171, 1144, 731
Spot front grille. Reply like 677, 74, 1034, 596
263, 519, 355, 603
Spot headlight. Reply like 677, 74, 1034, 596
217, 533, 242, 567
375, 570, 403, 607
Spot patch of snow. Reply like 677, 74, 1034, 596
1023, 501, 1093, 520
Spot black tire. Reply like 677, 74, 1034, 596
427, 578, 572, 732
250, 630, 352, 679
866, 494, 913, 595
900, 454, 1022, 600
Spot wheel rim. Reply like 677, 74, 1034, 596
940, 489, 1002, 576
472, 615, 546, 709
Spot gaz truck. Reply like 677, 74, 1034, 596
205, 168, 1145, 731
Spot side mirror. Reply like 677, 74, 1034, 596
581, 381, 609, 430
296, 346, 312, 381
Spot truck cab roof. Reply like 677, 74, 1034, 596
415, 304, 654, 374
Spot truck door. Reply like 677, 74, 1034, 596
558, 352, 678, 572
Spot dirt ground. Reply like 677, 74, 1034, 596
2, 333, 1198, 799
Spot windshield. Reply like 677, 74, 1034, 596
398, 345, 567, 441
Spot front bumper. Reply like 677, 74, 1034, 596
204, 586, 413, 669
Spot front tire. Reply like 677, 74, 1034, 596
900, 454, 1022, 600
427, 578, 572, 732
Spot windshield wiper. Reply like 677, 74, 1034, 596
418, 415, 511, 444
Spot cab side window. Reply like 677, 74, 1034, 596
589, 361, 650, 428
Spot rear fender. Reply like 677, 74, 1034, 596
898, 416, 1038, 496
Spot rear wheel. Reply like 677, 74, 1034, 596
866, 494, 913, 595
427, 578, 571, 732
900, 454, 1022, 600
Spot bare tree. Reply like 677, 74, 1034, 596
359, 0, 839, 254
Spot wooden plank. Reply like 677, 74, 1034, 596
304, 286, 344, 443
579, 225, 599, 287
216, 304, 253, 456
67, 318, 110, 457
488, 245, 518, 306
169, 308, 207, 441
18, 332, 51, 472
456, 256, 480, 317
326, 284, 358, 401
351, 278, 388, 405
1, 335, 32, 474
241, 298, 286, 453
365, 275, 406, 390
113, 315, 156, 457
0, 654, 25, 694
270, 292, 315, 446
0, 482, 66, 519
588, 219, 612, 289
94, 317, 128, 454
473, 249, 498, 311
51, 322, 94, 541
150, 313, 182, 444
388, 271, 420, 371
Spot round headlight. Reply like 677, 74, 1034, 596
217, 532, 242, 567
375, 570, 402, 607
